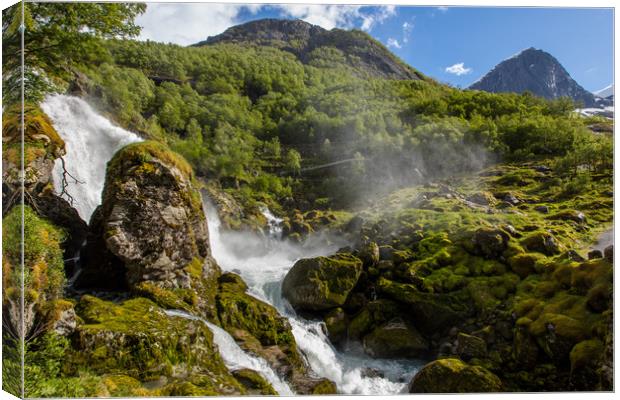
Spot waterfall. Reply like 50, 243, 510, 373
41, 94, 142, 222
164, 309, 293, 395
204, 201, 423, 395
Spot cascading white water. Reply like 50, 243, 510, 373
205, 201, 424, 394
41, 94, 142, 222
164, 309, 294, 395
39, 93, 422, 394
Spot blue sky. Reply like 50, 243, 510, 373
137, 4, 614, 92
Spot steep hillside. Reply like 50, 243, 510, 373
195, 18, 424, 80
470, 48, 598, 107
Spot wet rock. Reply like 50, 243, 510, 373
466, 192, 497, 206
361, 368, 384, 379
548, 210, 586, 224
603, 245, 613, 262
503, 193, 520, 206
588, 250, 603, 260
409, 358, 502, 393
362, 319, 429, 358
282, 253, 363, 311
456, 332, 487, 360
532, 165, 552, 173
564, 250, 586, 262
358, 241, 380, 267
534, 205, 549, 214
324, 307, 348, 345
345, 215, 364, 234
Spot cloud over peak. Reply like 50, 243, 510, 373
445, 62, 472, 76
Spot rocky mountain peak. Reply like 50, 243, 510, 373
470, 47, 597, 107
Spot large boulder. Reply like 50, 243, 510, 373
78, 141, 220, 318
282, 253, 363, 311
410, 358, 502, 393
362, 320, 428, 358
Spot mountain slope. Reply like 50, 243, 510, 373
470, 47, 597, 107
593, 83, 614, 99
194, 18, 424, 81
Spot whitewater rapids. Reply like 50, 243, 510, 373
42, 93, 423, 395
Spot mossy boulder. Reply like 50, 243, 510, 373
232, 369, 277, 395
471, 227, 510, 259
377, 277, 471, 334
216, 272, 300, 363
71, 295, 242, 395
79, 141, 220, 319
529, 313, 588, 363
282, 253, 363, 311
410, 358, 502, 393
508, 253, 543, 279
362, 320, 428, 358
569, 339, 603, 390
521, 231, 562, 256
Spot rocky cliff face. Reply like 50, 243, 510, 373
470, 48, 597, 107
196, 18, 423, 81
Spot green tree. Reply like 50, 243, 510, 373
284, 149, 302, 175
2, 2, 146, 83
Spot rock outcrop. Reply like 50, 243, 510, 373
78, 141, 220, 318
470, 47, 598, 107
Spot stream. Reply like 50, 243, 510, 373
43, 93, 423, 395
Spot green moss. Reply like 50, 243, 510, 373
72, 295, 240, 392
411, 358, 502, 393
3, 206, 66, 324
569, 339, 603, 372
232, 369, 277, 395
108, 140, 193, 180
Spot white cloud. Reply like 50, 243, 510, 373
136, 4, 398, 46
278, 5, 396, 31
386, 38, 401, 49
445, 62, 472, 76
360, 5, 396, 31
402, 20, 414, 43
437, 6, 450, 12
136, 3, 248, 45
